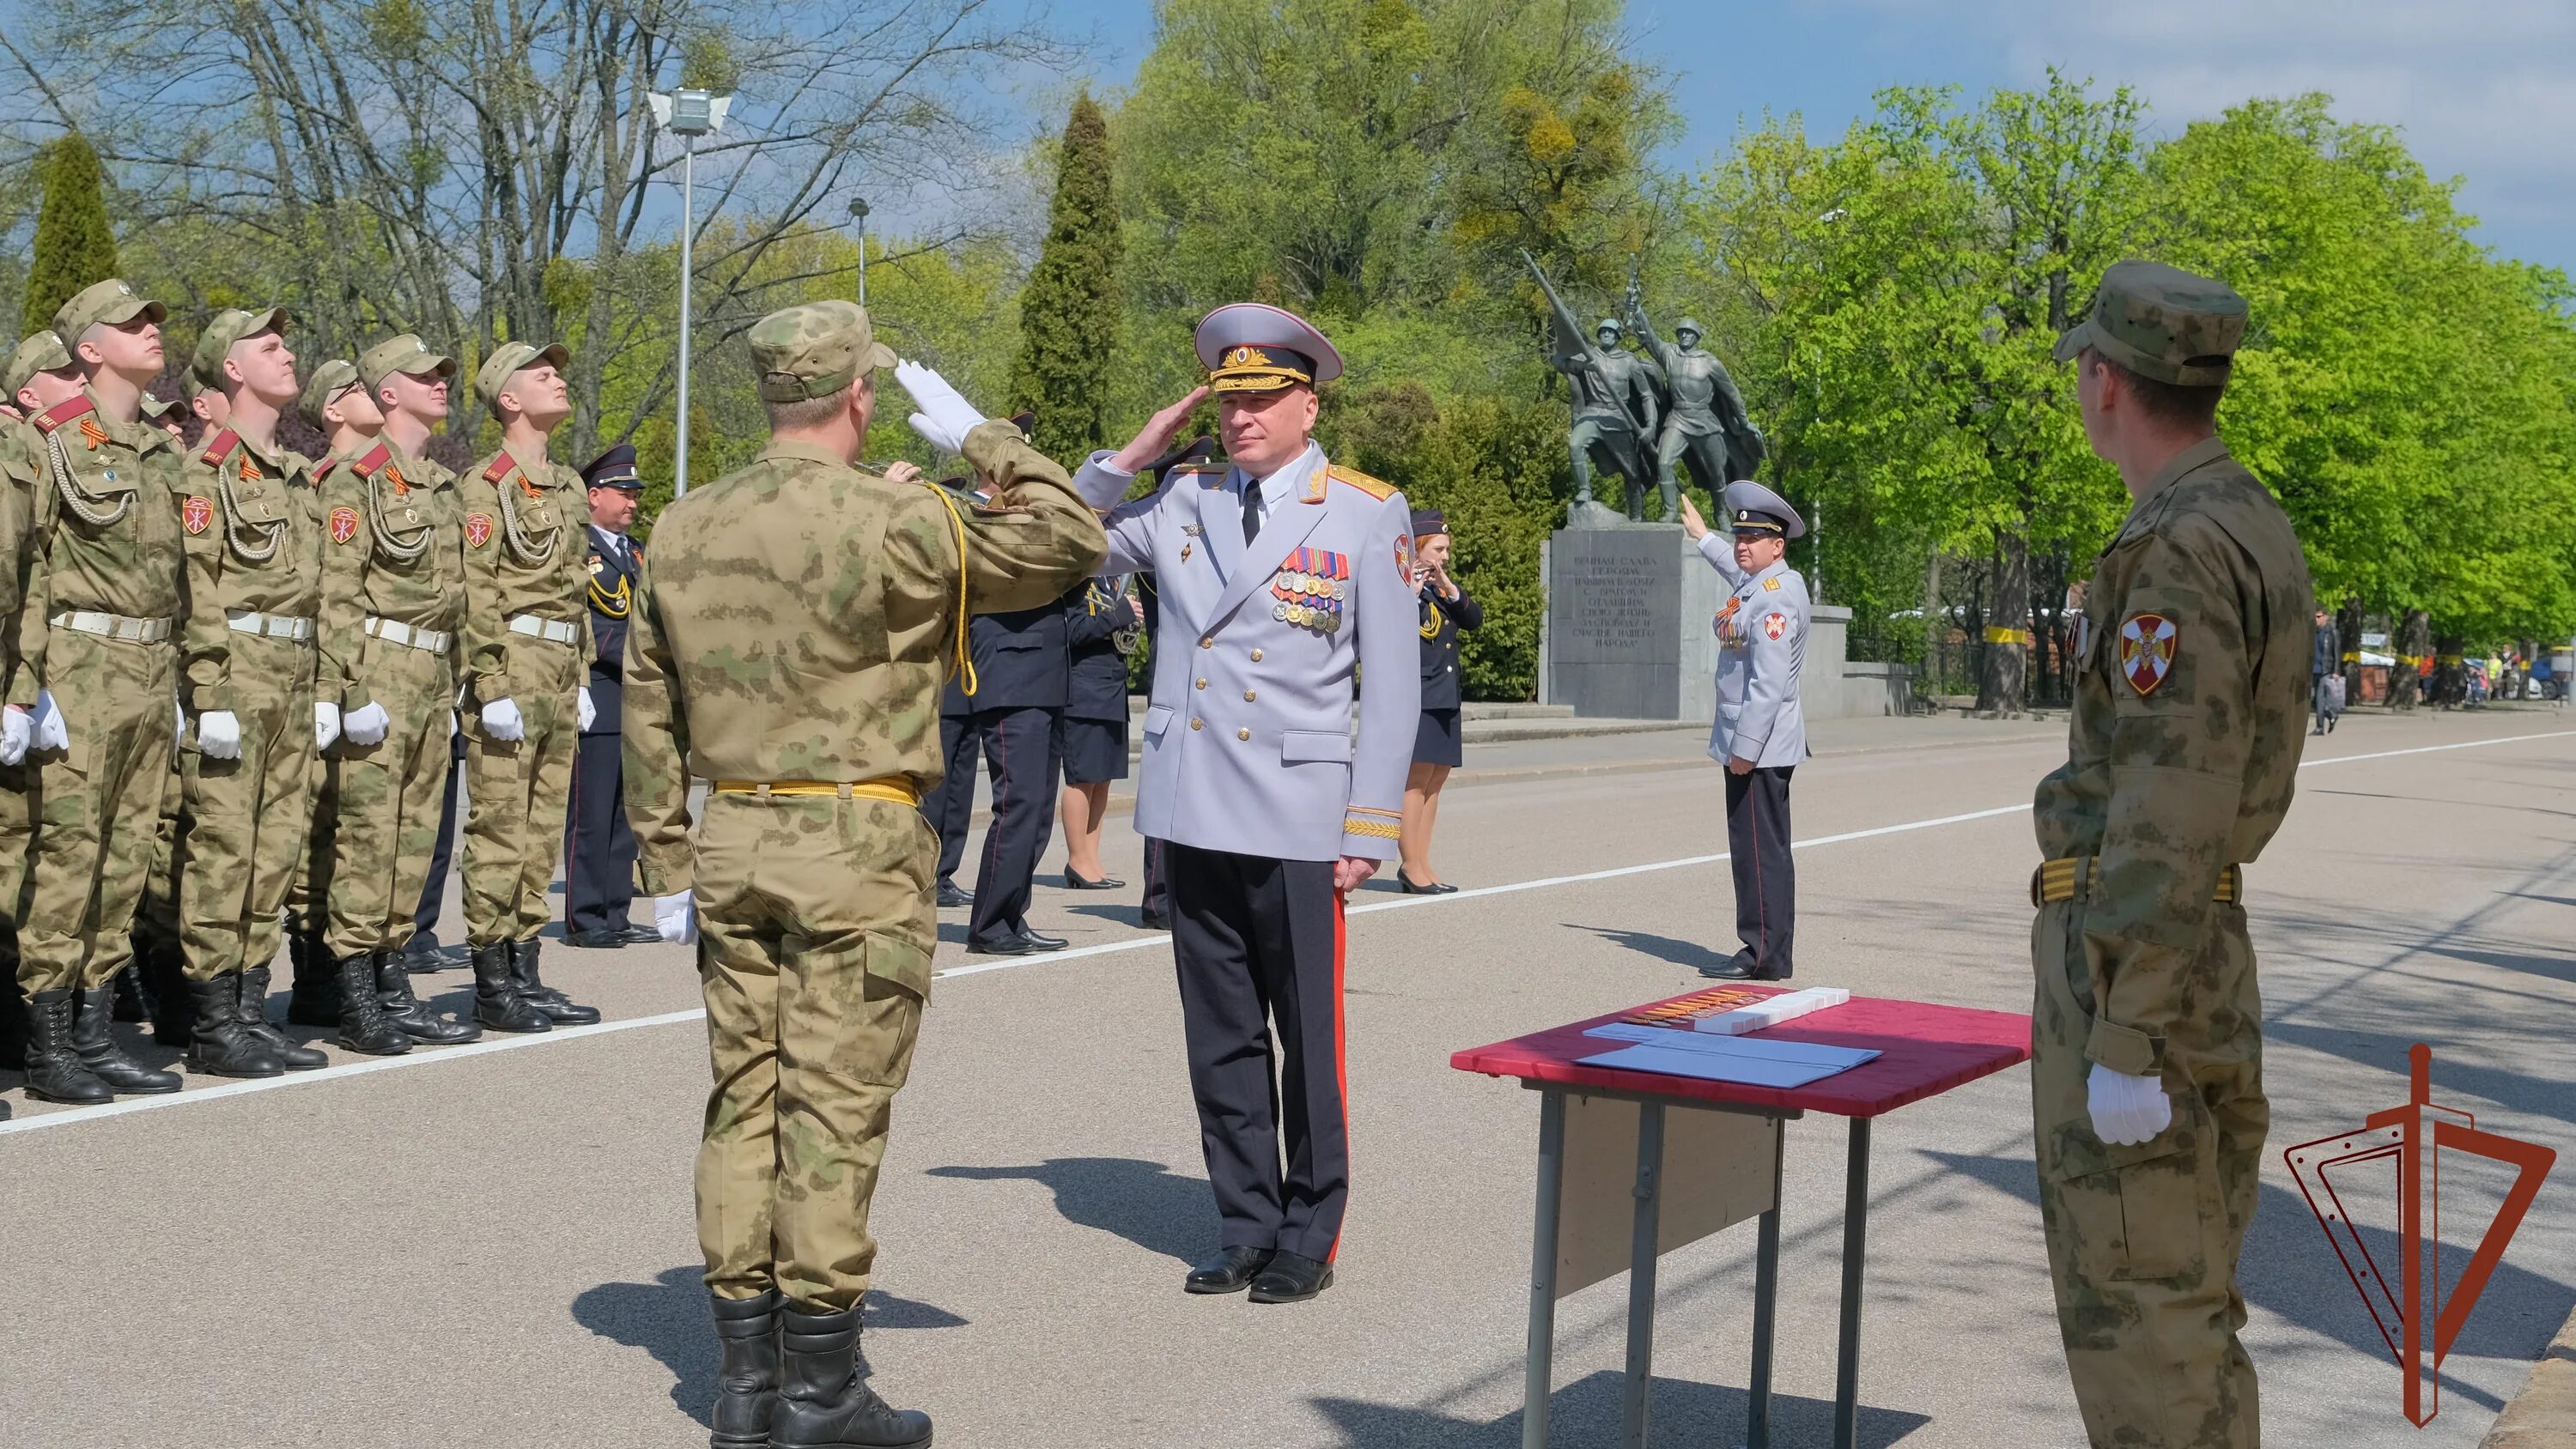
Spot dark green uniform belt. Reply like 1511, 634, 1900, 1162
2032, 857, 2240, 908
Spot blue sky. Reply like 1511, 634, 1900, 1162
1057, 0, 2576, 279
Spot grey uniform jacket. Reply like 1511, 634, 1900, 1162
1696, 536, 1809, 769
1073, 443, 1419, 862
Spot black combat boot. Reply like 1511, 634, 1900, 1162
770, 1305, 932, 1449
511, 937, 600, 1025
112, 960, 150, 1022
21, 988, 112, 1104
334, 952, 410, 1056
710, 1289, 784, 1449
71, 985, 181, 1094
137, 936, 192, 1046
0, 967, 27, 1071
374, 952, 480, 1045
236, 965, 327, 1070
286, 925, 342, 1027
472, 943, 550, 1034
183, 973, 283, 1078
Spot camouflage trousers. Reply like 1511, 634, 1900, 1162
175, 636, 319, 980
18, 632, 179, 991
696, 792, 934, 1309
460, 636, 580, 947
2032, 894, 2267, 1449
325, 637, 454, 956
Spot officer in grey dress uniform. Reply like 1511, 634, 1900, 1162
1072, 303, 1419, 1306
1681, 480, 1810, 980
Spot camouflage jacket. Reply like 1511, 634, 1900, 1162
624, 420, 1109, 900
2033, 436, 2312, 1075
176, 427, 322, 713
0, 421, 37, 706
459, 446, 592, 698
9, 391, 185, 704
315, 440, 468, 710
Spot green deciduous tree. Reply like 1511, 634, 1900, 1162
23, 132, 118, 335
1012, 94, 1123, 463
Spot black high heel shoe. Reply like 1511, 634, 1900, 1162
1398, 870, 1458, 895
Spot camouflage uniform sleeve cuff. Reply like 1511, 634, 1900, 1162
2084, 1017, 2164, 1076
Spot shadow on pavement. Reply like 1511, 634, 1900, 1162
1313, 1369, 1931, 1446
572, 1265, 969, 1428
1569, 924, 1735, 975
925, 1156, 1210, 1264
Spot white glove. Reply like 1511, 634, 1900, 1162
174, 700, 185, 743
30, 690, 68, 751
313, 701, 341, 752
197, 709, 242, 761
578, 686, 597, 731
653, 889, 697, 945
482, 696, 525, 742
2087, 1062, 2173, 1147
343, 701, 391, 747
896, 359, 984, 456
0, 707, 28, 766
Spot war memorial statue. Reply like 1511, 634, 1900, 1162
1626, 285, 1765, 518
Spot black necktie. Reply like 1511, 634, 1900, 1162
1241, 481, 1264, 545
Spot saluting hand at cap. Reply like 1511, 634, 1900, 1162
1109, 386, 1212, 475
1677, 492, 1709, 542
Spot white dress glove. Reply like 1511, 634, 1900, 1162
895, 359, 986, 455
0, 707, 29, 767
31, 690, 68, 751
2087, 1062, 2173, 1147
175, 700, 185, 743
482, 697, 525, 742
313, 701, 341, 752
653, 889, 698, 945
197, 709, 242, 761
578, 686, 597, 731
343, 701, 391, 747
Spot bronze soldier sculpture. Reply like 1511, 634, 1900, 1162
1627, 288, 1765, 518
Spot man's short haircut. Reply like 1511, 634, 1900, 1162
763, 391, 847, 432
2082, 346, 2223, 427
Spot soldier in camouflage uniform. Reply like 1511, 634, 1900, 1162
157, 309, 341, 1077
10, 280, 191, 1103
456, 341, 598, 1032
625, 300, 1105, 1449
2032, 261, 2313, 1449
305, 336, 483, 1054
0, 332, 70, 1070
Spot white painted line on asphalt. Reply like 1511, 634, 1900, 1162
6, 725, 2566, 1137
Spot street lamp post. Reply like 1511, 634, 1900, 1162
848, 197, 871, 307
649, 87, 732, 496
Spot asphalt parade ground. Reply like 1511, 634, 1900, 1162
3, 706, 2571, 1447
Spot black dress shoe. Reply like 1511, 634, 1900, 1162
1248, 1252, 1334, 1304
1700, 950, 1789, 982
935, 881, 972, 909
1139, 909, 1170, 931
1398, 871, 1458, 895
403, 942, 471, 974
963, 931, 1043, 956
565, 929, 629, 949
616, 924, 663, 945
1062, 868, 1126, 890
1184, 1246, 1276, 1294
1018, 927, 1066, 950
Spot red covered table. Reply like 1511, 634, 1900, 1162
1452, 987, 2031, 1449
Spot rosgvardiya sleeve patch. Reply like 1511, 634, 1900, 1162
2117, 611, 2178, 696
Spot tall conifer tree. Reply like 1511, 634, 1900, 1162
24, 134, 119, 336
1011, 94, 1121, 462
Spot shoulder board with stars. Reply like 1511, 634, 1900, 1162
1326, 464, 1397, 502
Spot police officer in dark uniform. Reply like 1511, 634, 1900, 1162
1057, 574, 1139, 890
962, 589, 1072, 955
1399, 508, 1479, 893
922, 673, 978, 909
561, 443, 657, 948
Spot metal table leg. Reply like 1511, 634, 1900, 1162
1833, 1116, 1873, 1449
1522, 1090, 1567, 1449
1746, 1117, 1783, 1449
1619, 1101, 1667, 1449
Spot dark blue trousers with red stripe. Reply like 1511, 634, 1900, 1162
1725, 764, 1795, 978
1165, 845, 1349, 1264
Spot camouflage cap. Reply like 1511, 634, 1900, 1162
191, 306, 291, 392
360, 332, 456, 392
52, 278, 167, 342
2053, 259, 2247, 387
299, 359, 364, 428
473, 339, 571, 414
3, 330, 74, 399
749, 300, 894, 403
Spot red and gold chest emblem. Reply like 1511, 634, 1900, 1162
328, 506, 361, 544
2118, 612, 2178, 696
181, 495, 214, 535
465, 512, 495, 549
